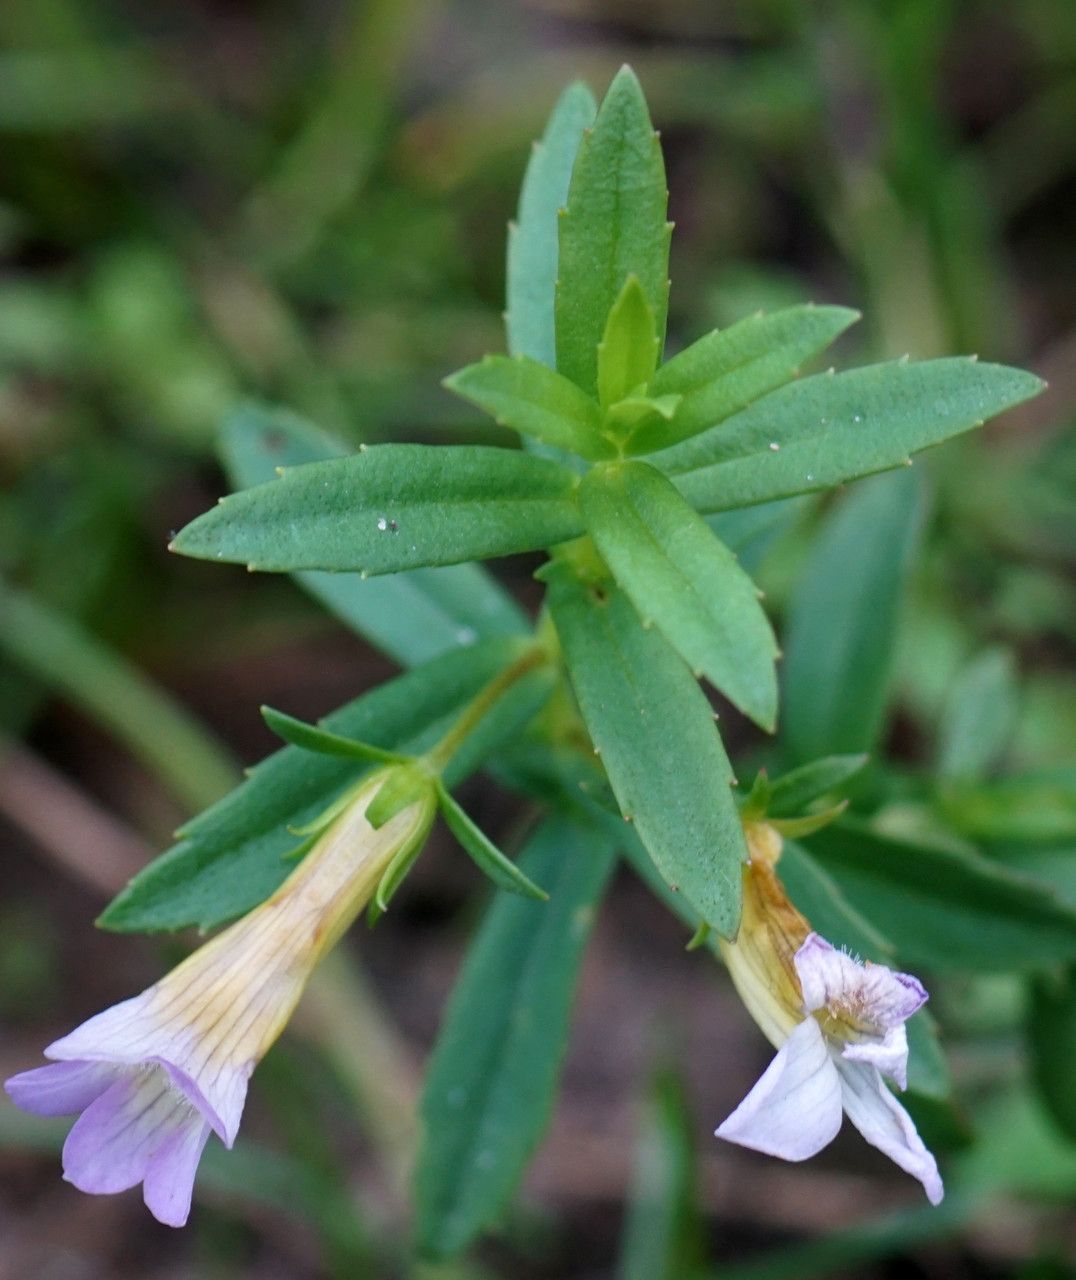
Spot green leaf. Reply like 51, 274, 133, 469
617, 1070, 704, 1280
171, 444, 583, 574
598, 275, 659, 409
506, 81, 597, 368
444, 355, 613, 460
579, 461, 778, 730
635, 304, 859, 456
672, 359, 1045, 510
220, 405, 527, 666
1029, 966, 1076, 1141
804, 820, 1076, 972
556, 65, 671, 396
766, 754, 870, 817
778, 841, 894, 961
544, 564, 746, 935
940, 767, 1076, 845
781, 469, 925, 761
415, 815, 616, 1259
99, 639, 533, 932
936, 647, 1019, 781
260, 706, 404, 764
437, 788, 549, 900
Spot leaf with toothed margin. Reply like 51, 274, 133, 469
663, 359, 1046, 512
170, 444, 584, 575
556, 65, 671, 396
579, 460, 778, 730
544, 561, 746, 936
629, 304, 860, 456
507, 81, 597, 368
445, 355, 613, 460
99, 639, 536, 932
220, 405, 527, 667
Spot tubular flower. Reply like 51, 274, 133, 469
5, 770, 435, 1227
715, 822, 943, 1205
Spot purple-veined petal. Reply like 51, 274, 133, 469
715, 1017, 843, 1160
143, 1115, 211, 1227
836, 1058, 944, 1204
795, 933, 927, 1029
46, 993, 156, 1064
5, 1060, 116, 1117
62, 1070, 196, 1196
842, 1024, 910, 1090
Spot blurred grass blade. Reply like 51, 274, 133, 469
415, 814, 616, 1259
618, 1069, 704, 1280
781, 469, 925, 761
803, 820, 1076, 972
936, 647, 1019, 781
507, 80, 596, 367
0, 577, 237, 812
1029, 966, 1076, 1141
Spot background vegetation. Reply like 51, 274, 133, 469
1, 1, 1073, 1276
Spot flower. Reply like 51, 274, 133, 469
714, 822, 943, 1205
5, 770, 435, 1226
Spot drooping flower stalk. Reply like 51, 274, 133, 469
715, 822, 943, 1204
5, 769, 436, 1226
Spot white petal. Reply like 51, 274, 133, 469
715, 1018, 843, 1160
836, 1059, 944, 1204
795, 933, 927, 1028
842, 1025, 910, 1089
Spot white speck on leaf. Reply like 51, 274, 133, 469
376, 518, 388, 531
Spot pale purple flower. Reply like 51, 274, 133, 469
716, 931, 943, 1204
5, 771, 435, 1226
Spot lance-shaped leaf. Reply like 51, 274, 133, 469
633, 304, 859, 456
936, 647, 1019, 782
618, 1070, 704, 1280
544, 564, 746, 935
781, 469, 924, 761
671, 359, 1045, 511
221, 405, 526, 666
765, 754, 870, 817
507, 81, 597, 368
556, 65, 671, 396
171, 444, 584, 574
579, 461, 778, 730
1030, 967, 1076, 1141
415, 815, 616, 1258
99, 639, 536, 932
260, 706, 405, 764
444, 355, 613, 460
597, 275, 659, 409
804, 821, 1076, 973
437, 786, 549, 900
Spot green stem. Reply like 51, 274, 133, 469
421, 641, 548, 777
0, 578, 239, 812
